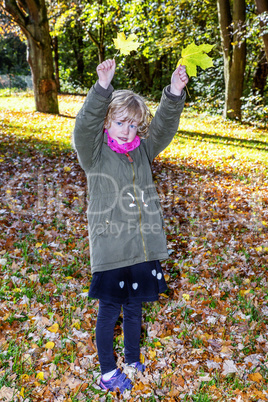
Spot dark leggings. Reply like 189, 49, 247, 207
96, 299, 142, 375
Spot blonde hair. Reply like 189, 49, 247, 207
104, 90, 153, 138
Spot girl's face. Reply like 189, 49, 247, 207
106, 110, 139, 145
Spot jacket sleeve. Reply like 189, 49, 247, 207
144, 85, 186, 162
72, 81, 113, 173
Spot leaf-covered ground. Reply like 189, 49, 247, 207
0, 94, 268, 402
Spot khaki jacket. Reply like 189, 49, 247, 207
73, 82, 186, 273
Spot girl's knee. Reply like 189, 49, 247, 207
123, 302, 142, 321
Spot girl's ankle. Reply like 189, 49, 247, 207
127, 361, 146, 372
102, 368, 117, 381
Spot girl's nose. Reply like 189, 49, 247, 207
122, 124, 129, 134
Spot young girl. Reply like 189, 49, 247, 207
73, 59, 188, 393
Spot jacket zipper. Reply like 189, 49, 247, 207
130, 161, 147, 261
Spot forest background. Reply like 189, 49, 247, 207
0, 0, 268, 124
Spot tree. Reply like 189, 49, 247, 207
0, 34, 30, 76
253, 50, 268, 96
49, 0, 118, 91
217, 0, 246, 120
1, 0, 59, 114
255, 0, 268, 62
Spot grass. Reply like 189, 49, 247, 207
0, 92, 83, 155
0, 92, 268, 401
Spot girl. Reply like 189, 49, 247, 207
73, 59, 188, 393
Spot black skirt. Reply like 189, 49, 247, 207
88, 260, 168, 304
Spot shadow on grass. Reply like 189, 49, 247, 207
177, 130, 268, 152
59, 113, 76, 119
0, 126, 72, 157
1, 120, 268, 161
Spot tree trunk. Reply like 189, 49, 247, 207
3, 0, 59, 114
70, 28, 85, 85
53, 36, 60, 93
253, 51, 268, 96
131, 56, 153, 90
255, 0, 268, 62
217, 0, 246, 120
27, 33, 58, 113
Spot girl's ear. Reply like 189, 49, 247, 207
103, 116, 109, 129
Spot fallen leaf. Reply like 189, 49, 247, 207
222, 359, 238, 376
171, 373, 185, 387
148, 349, 156, 359
45, 341, 55, 349
248, 372, 263, 383
0, 386, 18, 401
47, 323, 59, 333
182, 293, 190, 300
36, 372, 45, 381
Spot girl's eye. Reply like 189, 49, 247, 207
130, 124, 137, 129
116, 122, 123, 126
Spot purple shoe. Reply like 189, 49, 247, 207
100, 368, 132, 393
129, 361, 146, 372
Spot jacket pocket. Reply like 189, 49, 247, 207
87, 199, 112, 238
94, 216, 111, 236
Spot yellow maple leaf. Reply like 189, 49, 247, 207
20, 374, 29, 381
71, 321, 81, 330
154, 341, 162, 347
182, 293, 190, 301
45, 341, 55, 349
54, 251, 65, 258
240, 289, 251, 296
164, 274, 170, 281
36, 372, 45, 381
47, 323, 59, 333
113, 32, 140, 56
160, 292, 169, 298
19, 388, 25, 398
148, 349, 156, 359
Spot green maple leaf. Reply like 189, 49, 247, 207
177, 42, 214, 77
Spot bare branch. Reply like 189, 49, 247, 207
86, 29, 100, 49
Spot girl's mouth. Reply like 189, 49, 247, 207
118, 137, 128, 142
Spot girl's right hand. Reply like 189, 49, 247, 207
97, 59, 116, 89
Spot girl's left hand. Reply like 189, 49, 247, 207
170, 65, 189, 96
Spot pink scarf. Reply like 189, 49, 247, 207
105, 129, 140, 153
